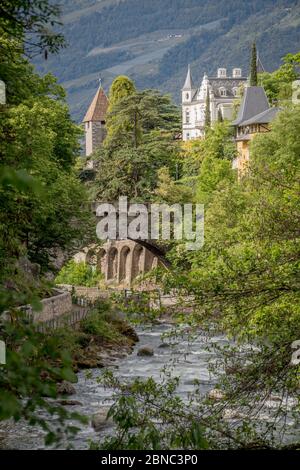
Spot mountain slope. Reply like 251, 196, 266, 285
34, 0, 300, 121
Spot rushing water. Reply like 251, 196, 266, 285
0, 323, 226, 449
0, 323, 298, 449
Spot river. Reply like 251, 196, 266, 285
0, 322, 298, 449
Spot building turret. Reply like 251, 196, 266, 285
83, 85, 109, 156
182, 65, 196, 103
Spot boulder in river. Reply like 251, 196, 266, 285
223, 409, 245, 420
57, 381, 76, 396
137, 346, 154, 357
92, 408, 113, 431
158, 342, 170, 348
58, 399, 83, 406
208, 388, 225, 401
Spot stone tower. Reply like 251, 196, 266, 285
83, 85, 109, 156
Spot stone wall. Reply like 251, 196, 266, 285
2, 289, 73, 324
34, 289, 73, 322
58, 284, 110, 302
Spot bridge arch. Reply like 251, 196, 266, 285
86, 246, 97, 267
97, 248, 107, 276
119, 245, 131, 284
107, 247, 118, 280
131, 244, 144, 281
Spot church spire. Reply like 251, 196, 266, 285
182, 64, 194, 90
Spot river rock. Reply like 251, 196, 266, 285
137, 346, 154, 357
269, 394, 283, 402
75, 357, 104, 368
208, 389, 225, 401
58, 399, 83, 406
223, 409, 245, 420
119, 324, 139, 343
92, 408, 113, 431
158, 342, 170, 348
57, 381, 76, 396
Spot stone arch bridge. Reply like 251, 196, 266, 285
74, 201, 172, 287
74, 240, 161, 287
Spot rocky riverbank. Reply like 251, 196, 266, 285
0, 306, 139, 449
63, 306, 139, 371
47, 300, 140, 402
71, 321, 139, 371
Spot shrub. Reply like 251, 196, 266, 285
55, 260, 103, 287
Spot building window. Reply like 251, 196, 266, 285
217, 68, 227, 78
232, 68, 242, 78
185, 110, 190, 124
232, 87, 238, 97
219, 87, 227, 97
186, 133, 190, 140
186, 92, 189, 100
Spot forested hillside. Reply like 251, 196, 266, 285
34, 0, 300, 122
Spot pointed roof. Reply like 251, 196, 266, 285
241, 106, 279, 126
232, 86, 269, 126
83, 86, 109, 122
182, 64, 194, 90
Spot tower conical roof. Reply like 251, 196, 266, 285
182, 65, 194, 90
83, 86, 109, 122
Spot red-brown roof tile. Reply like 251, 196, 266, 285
83, 87, 109, 122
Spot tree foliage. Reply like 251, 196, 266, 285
55, 260, 103, 287
94, 83, 181, 201
259, 51, 300, 103
250, 41, 258, 86
204, 89, 211, 129
0, 0, 65, 58
0, 0, 93, 441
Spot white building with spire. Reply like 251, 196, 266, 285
182, 65, 248, 141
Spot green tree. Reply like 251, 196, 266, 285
181, 121, 236, 198
55, 260, 102, 287
105, 88, 180, 151
174, 106, 300, 345
154, 167, 193, 204
250, 41, 258, 86
94, 87, 180, 201
105, 76, 136, 149
0, 0, 65, 58
99, 106, 300, 451
260, 51, 300, 103
204, 89, 211, 129
107, 75, 136, 108
0, 83, 92, 274
0, 0, 93, 443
